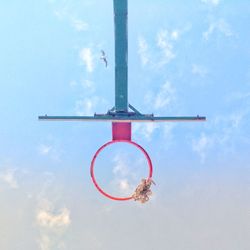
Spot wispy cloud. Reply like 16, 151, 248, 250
138, 26, 191, 68
135, 81, 176, 141
69, 79, 95, 93
192, 133, 213, 163
192, 64, 208, 77
114, 178, 131, 194
75, 96, 105, 116
154, 81, 176, 110
37, 208, 71, 228
38, 143, 61, 162
170, 30, 180, 41
81, 79, 95, 93
192, 108, 249, 162
157, 30, 175, 66
111, 154, 133, 195
36, 202, 71, 250
79, 48, 94, 73
212, 112, 246, 146
53, 6, 89, 32
111, 153, 149, 196
201, 0, 220, 7
0, 169, 18, 189
36, 172, 71, 250
38, 144, 52, 156
133, 123, 159, 141
163, 123, 175, 142
138, 36, 150, 66
54, 8, 67, 20
144, 81, 176, 111
113, 154, 130, 177
156, 26, 191, 64
203, 19, 233, 40
71, 19, 89, 31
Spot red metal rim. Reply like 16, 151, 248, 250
90, 140, 153, 201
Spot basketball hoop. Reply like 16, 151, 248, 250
38, 0, 206, 202
90, 139, 153, 201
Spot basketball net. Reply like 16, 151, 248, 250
132, 178, 156, 203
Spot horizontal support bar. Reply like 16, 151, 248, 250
38, 115, 206, 122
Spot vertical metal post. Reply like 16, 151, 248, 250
113, 0, 128, 112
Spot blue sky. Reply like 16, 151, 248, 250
0, 0, 249, 249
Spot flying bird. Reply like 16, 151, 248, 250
100, 50, 108, 67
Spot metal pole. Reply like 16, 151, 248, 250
114, 0, 128, 112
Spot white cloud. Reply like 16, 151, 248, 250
157, 30, 175, 65
0, 169, 18, 189
170, 25, 192, 41
71, 19, 89, 31
192, 133, 213, 163
81, 79, 95, 93
203, 24, 216, 40
111, 153, 150, 195
113, 154, 129, 177
163, 123, 175, 140
133, 123, 159, 141
171, 30, 180, 41
54, 9, 67, 20
201, 0, 220, 6
38, 234, 51, 250
216, 19, 233, 37
111, 177, 133, 196
154, 81, 176, 110
53, 6, 89, 32
119, 179, 130, 192
138, 36, 149, 66
192, 64, 208, 77
38, 143, 61, 162
192, 108, 249, 162
139, 27, 190, 68
36, 197, 71, 250
138, 82, 176, 141
38, 144, 52, 155
203, 19, 233, 40
69, 79, 95, 93
111, 154, 134, 195
79, 48, 94, 73
37, 208, 71, 228
75, 96, 101, 116
213, 112, 246, 146
38, 235, 66, 250
36, 177, 71, 250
